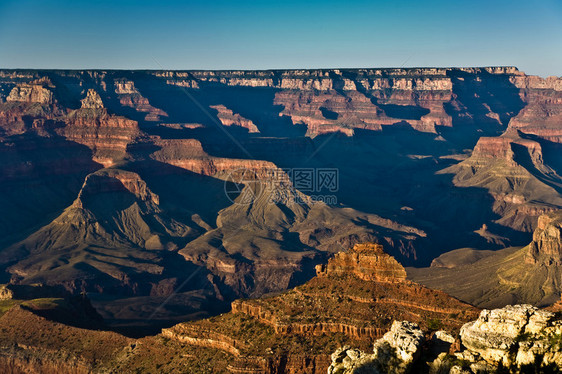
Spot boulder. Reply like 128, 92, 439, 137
328, 320, 425, 374
458, 304, 562, 371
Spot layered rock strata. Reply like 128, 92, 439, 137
162, 243, 478, 373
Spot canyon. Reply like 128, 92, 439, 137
0, 242, 560, 373
0, 243, 480, 373
408, 210, 562, 308
0, 67, 561, 372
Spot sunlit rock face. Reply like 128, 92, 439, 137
6, 78, 54, 104
457, 305, 562, 371
328, 321, 425, 374
315, 243, 408, 282
527, 211, 562, 265
509, 75, 562, 143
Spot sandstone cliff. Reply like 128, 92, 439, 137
315, 243, 407, 282
6, 78, 54, 105
527, 210, 562, 264
509, 74, 562, 143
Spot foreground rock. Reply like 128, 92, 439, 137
328, 304, 562, 374
453, 304, 562, 372
328, 321, 425, 374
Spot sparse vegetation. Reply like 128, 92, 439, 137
427, 318, 443, 331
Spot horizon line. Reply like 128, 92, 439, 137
0, 65, 521, 72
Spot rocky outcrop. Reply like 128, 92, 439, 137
210, 104, 259, 133
67, 89, 141, 166
328, 321, 425, 374
6, 78, 54, 104
114, 79, 167, 121
327, 305, 562, 374
59, 109, 140, 167
151, 139, 278, 177
527, 210, 562, 265
470, 133, 545, 165
80, 89, 104, 109
315, 243, 407, 282
509, 75, 562, 143
76, 169, 160, 206
453, 305, 562, 372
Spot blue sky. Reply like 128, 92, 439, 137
0, 0, 560, 76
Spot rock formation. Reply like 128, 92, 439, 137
1, 289, 560, 373
527, 210, 562, 265
328, 321, 425, 374
439, 133, 562, 233
5, 168, 207, 292
162, 243, 478, 373
315, 243, 407, 282
327, 304, 562, 374
80, 89, 104, 109
210, 104, 259, 133
114, 78, 168, 121
409, 209, 562, 309
59, 106, 140, 167
6, 78, 54, 104
508, 75, 562, 143
454, 305, 562, 372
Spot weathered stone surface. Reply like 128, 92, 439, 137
509, 75, 562, 143
80, 89, 104, 109
316, 243, 408, 282
6, 79, 53, 104
527, 210, 562, 265
458, 304, 562, 371
328, 305, 562, 374
327, 320, 425, 374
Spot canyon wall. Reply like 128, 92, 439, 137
0, 66, 560, 332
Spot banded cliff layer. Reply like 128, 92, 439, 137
0, 67, 561, 329
161, 244, 479, 374
1, 246, 560, 373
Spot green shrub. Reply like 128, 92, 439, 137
427, 318, 442, 331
